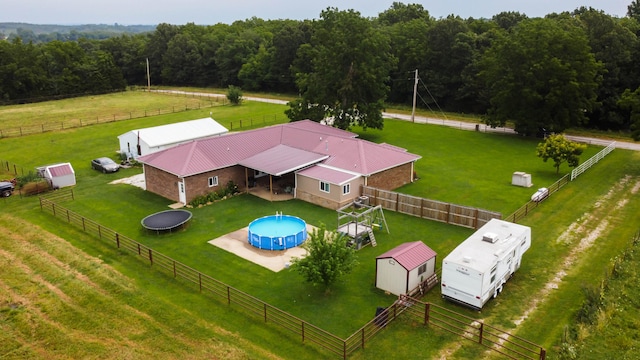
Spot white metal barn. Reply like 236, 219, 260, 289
40, 163, 76, 188
376, 241, 437, 296
441, 218, 531, 310
118, 117, 228, 159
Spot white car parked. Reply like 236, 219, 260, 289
531, 188, 549, 202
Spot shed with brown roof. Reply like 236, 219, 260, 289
375, 241, 437, 296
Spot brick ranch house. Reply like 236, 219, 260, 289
137, 120, 421, 209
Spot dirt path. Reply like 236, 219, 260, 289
435, 175, 640, 359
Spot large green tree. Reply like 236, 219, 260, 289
480, 17, 602, 135
290, 224, 357, 293
618, 86, 640, 140
536, 134, 586, 173
288, 8, 395, 130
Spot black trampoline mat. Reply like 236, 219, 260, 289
141, 210, 192, 231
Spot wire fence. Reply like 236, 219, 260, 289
0, 95, 225, 138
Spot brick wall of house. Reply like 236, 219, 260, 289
367, 163, 414, 190
144, 165, 247, 204
183, 166, 245, 203
143, 165, 180, 202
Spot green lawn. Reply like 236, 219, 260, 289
1, 91, 639, 359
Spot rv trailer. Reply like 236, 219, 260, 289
441, 219, 531, 310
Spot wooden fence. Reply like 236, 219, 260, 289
362, 186, 501, 229
38, 196, 546, 358
504, 174, 570, 224
398, 295, 546, 360
38, 196, 394, 358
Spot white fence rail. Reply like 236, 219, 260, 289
571, 142, 616, 181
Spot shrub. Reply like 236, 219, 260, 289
15, 171, 42, 187
226, 86, 243, 105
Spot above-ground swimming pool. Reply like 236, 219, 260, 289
248, 214, 307, 250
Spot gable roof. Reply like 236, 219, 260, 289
138, 120, 421, 177
119, 118, 228, 148
377, 241, 437, 271
239, 144, 328, 176
296, 164, 360, 185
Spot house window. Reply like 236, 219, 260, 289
418, 264, 427, 275
208, 176, 219, 187
342, 183, 350, 195
320, 181, 330, 193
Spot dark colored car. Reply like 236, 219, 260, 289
91, 157, 120, 173
0, 181, 14, 197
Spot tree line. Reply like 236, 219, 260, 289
2, 2, 640, 138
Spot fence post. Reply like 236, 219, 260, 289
82, 217, 85, 231
264, 303, 268, 323
98, 225, 102, 239
66, 209, 70, 222
540, 348, 546, 360
478, 322, 484, 344
361, 327, 366, 349
116, 233, 120, 248
199, 273, 202, 292
52, 203, 56, 217
227, 286, 231, 305
173, 261, 176, 277
148, 249, 153, 265
425, 302, 430, 325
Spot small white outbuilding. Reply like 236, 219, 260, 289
375, 241, 437, 296
39, 163, 76, 189
118, 117, 228, 159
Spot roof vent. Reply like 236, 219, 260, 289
482, 232, 499, 243
463, 256, 472, 263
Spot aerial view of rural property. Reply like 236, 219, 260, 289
1, 1, 640, 359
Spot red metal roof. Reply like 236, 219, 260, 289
239, 144, 328, 176
377, 241, 437, 271
138, 120, 420, 177
296, 164, 360, 185
47, 163, 74, 177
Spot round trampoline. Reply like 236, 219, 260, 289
141, 209, 192, 233
248, 214, 307, 250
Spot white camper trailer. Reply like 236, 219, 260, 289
441, 219, 531, 310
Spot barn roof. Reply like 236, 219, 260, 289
377, 241, 437, 271
119, 117, 228, 148
138, 120, 421, 177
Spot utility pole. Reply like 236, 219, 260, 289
146, 58, 151, 91
411, 69, 418, 123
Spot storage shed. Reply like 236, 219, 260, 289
38, 163, 76, 189
118, 117, 228, 159
375, 241, 437, 296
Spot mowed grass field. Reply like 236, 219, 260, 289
1, 90, 639, 359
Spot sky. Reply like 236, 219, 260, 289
0, 0, 631, 26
